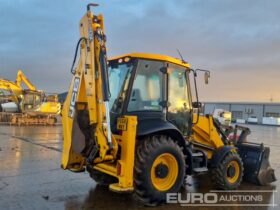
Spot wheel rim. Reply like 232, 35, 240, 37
226, 160, 240, 184
151, 153, 179, 191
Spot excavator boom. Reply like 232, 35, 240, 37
0, 77, 23, 96
15, 69, 37, 91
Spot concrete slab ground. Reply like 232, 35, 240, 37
0, 125, 279, 210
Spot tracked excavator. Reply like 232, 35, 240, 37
61, 4, 276, 205
0, 70, 61, 125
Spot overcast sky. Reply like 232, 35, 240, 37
0, 0, 279, 102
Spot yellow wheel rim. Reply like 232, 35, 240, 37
151, 153, 179, 191
226, 160, 240, 184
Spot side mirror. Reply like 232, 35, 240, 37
192, 102, 202, 108
194, 69, 211, 84
204, 71, 210, 84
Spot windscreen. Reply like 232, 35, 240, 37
108, 60, 133, 112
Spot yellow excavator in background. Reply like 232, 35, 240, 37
15, 69, 37, 91
61, 4, 275, 206
0, 69, 61, 125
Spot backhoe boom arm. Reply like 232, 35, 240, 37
62, 5, 117, 169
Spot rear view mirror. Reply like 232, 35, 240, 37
204, 71, 210, 84
192, 102, 202, 108
194, 69, 211, 84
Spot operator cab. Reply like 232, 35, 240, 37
21, 90, 44, 112
108, 53, 193, 136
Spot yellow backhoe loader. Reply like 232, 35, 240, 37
0, 70, 61, 125
61, 4, 276, 205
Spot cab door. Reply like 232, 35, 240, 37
167, 64, 192, 135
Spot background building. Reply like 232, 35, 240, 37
204, 102, 280, 124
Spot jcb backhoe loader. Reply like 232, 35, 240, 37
62, 4, 275, 205
0, 70, 61, 125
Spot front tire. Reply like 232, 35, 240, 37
211, 151, 243, 190
134, 135, 186, 206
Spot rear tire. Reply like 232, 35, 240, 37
134, 135, 186, 206
211, 151, 243, 190
86, 165, 118, 186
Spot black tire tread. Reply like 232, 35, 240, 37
134, 135, 185, 206
211, 151, 244, 190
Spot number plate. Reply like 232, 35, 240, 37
117, 117, 128, 131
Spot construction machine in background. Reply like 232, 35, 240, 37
213, 108, 232, 126
61, 4, 276, 206
0, 70, 61, 125
15, 69, 37, 91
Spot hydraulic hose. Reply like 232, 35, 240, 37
70, 37, 87, 74
99, 47, 111, 101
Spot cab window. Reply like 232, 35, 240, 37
127, 59, 164, 112
167, 64, 191, 134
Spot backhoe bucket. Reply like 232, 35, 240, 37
236, 142, 276, 185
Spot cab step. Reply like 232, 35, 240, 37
193, 167, 208, 173
192, 152, 204, 157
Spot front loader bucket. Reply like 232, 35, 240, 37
236, 142, 276, 185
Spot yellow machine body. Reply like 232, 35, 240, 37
61, 4, 275, 205
110, 52, 190, 69
15, 70, 61, 114
38, 94, 61, 115
61, 9, 138, 191
61, 4, 242, 196
192, 114, 231, 159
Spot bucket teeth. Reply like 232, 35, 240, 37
257, 166, 276, 185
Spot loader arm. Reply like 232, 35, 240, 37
191, 114, 229, 158
61, 4, 118, 170
191, 114, 276, 185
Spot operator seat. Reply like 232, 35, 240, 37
128, 89, 143, 111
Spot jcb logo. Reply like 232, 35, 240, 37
69, 77, 80, 118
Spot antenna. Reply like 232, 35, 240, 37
270, 95, 273, 102
176, 49, 187, 64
